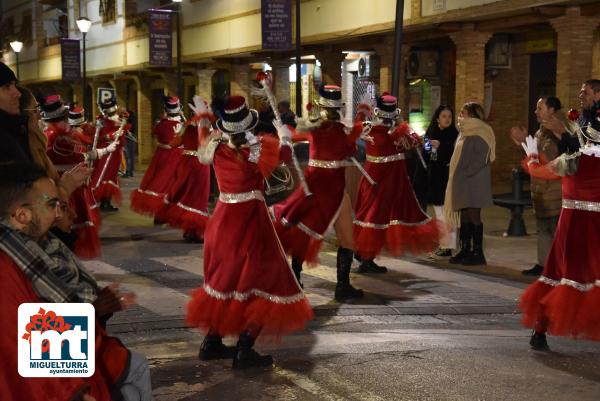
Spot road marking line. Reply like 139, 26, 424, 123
83, 260, 189, 316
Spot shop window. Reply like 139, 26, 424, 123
42, 1, 68, 46
99, 0, 117, 25
125, 0, 173, 27
0, 16, 15, 52
20, 10, 33, 45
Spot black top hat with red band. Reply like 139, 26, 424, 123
216, 96, 259, 134
317, 84, 343, 109
100, 98, 118, 115
374, 94, 400, 119
41, 94, 69, 121
164, 96, 181, 114
68, 105, 86, 126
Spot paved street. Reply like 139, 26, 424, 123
88, 178, 600, 401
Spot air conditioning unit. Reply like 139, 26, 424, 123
407, 51, 440, 79
357, 55, 379, 79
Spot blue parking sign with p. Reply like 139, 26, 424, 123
97, 87, 116, 106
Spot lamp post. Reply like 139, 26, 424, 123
76, 17, 92, 119
172, 0, 183, 100
9, 40, 23, 80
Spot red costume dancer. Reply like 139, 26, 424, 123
186, 96, 313, 370
42, 99, 114, 259
273, 84, 365, 300
90, 98, 128, 211
131, 97, 184, 217
519, 120, 600, 348
158, 101, 211, 242
353, 95, 440, 272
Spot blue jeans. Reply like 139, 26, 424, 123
124, 139, 136, 177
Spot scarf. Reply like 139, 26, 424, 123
0, 221, 98, 303
443, 117, 496, 228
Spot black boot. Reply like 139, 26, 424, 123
334, 247, 364, 301
292, 256, 304, 288
100, 200, 119, 212
356, 259, 387, 274
232, 332, 273, 369
462, 224, 486, 265
529, 331, 549, 351
449, 223, 472, 264
198, 333, 236, 360
522, 264, 543, 276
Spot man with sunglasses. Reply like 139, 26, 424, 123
0, 163, 153, 401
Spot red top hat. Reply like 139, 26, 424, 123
68, 105, 86, 126
164, 96, 182, 114
216, 96, 259, 134
374, 94, 400, 119
41, 95, 69, 121
317, 84, 343, 108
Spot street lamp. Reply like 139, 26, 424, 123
172, 0, 183, 101
10, 40, 23, 80
76, 17, 92, 119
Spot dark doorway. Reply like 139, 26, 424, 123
528, 52, 556, 134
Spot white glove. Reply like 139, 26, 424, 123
96, 141, 118, 159
273, 119, 292, 142
520, 136, 538, 158
189, 95, 209, 116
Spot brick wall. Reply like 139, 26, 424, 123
486, 36, 530, 192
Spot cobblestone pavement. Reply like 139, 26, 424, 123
88, 177, 600, 401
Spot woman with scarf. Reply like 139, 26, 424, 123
444, 102, 496, 266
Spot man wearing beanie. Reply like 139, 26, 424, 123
0, 62, 31, 163
0, 62, 90, 197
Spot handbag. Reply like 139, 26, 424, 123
264, 164, 294, 206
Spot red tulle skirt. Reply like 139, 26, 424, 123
273, 167, 346, 264
353, 159, 440, 259
130, 147, 182, 216
519, 206, 600, 340
91, 149, 123, 205
186, 199, 313, 339
158, 154, 211, 238
70, 186, 101, 259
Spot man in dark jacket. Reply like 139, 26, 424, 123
546, 79, 600, 154
0, 62, 90, 195
0, 62, 31, 163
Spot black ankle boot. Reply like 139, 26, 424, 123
462, 224, 486, 265
356, 259, 387, 274
199, 334, 235, 360
335, 247, 364, 301
529, 331, 549, 351
232, 332, 273, 369
100, 200, 119, 212
292, 256, 303, 288
449, 223, 472, 264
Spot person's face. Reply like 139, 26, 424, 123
534, 98, 551, 123
24, 96, 41, 122
437, 109, 453, 130
0, 81, 22, 115
53, 189, 76, 233
16, 179, 63, 240
578, 84, 600, 110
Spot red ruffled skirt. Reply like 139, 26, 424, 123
70, 185, 101, 259
353, 159, 440, 260
158, 154, 211, 238
273, 167, 346, 265
91, 147, 123, 205
519, 207, 600, 340
186, 198, 313, 339
130, 147, 182, 216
